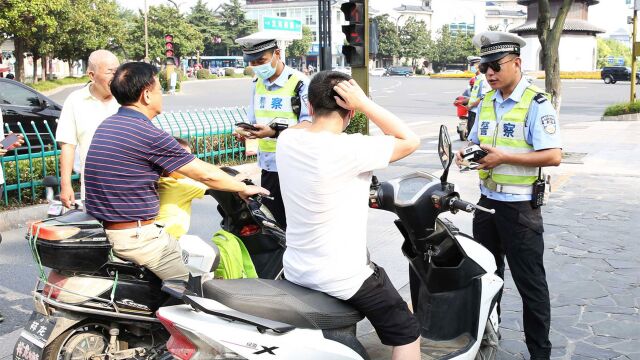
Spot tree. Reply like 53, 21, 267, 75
122, 5, 204, 62
188, 0, 224, 56
537, 0, 574, 110
399, 17, 431, 66
373, 15, 401, 59
0, 0, 65, 82
597, 37, 631, 68
286, 26, 313, 65
217, 0, 257, 56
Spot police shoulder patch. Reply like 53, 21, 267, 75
533, 93, 547, 104
540, 114, 556, 134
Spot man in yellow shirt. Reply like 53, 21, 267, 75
156, 138, 208, 239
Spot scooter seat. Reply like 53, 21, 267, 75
202, 279, 364, 330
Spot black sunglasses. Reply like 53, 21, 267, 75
479, 57, 516, 74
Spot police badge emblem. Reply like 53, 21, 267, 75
540, 115, 556, 134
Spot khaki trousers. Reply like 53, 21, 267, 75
105, 223, 189, 281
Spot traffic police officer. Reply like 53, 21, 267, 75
235, 32, 311, 228
466, 55, 489, 134
456, 31, 562, 360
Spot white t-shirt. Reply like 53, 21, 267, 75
55, 84, 119, 198
276, 129, 395, 300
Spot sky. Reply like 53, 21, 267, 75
118, 0, 633, 37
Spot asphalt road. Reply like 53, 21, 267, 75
0, 76, 631, 356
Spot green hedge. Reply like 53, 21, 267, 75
1, 156, 60, 207
28, 76, 90, 93
344, 111, 368, 135
603, 101, 640, 116
244, 67, 255, 77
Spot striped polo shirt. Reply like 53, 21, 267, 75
84, 107, 195, 222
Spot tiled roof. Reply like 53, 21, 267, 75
394, 5, 433, 13
510, 19, 605, 34
486, 9, 527, 17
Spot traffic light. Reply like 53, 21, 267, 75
164, 34, 175, 58
341, 0, 366, 67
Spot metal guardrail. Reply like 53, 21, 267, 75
1, 107, 251, 206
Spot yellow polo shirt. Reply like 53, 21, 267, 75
157, 177, 208, 239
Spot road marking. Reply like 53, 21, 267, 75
408, 93, 430, 96
11, 304, 32, 315
443, 91, 459, 94
373, 95, 389, 99
568, 87, 586, 89
0, 285, 31, 301
414, 150, 437, 154
427, 140, 438, 144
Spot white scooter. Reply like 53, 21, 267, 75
155, 126, 503, 360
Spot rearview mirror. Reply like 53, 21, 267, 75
438, 125, 453, 170
438, 125, 453, 185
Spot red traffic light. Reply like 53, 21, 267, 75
165, 49, 175, 57
165, 42, 174, 50
343, 24, 364, 45
340, 2, 364, 24
164, 34, 174, 42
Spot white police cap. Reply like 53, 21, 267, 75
472, 31, 526, 64
467, 56, 481, 64
236, 31, 279, 62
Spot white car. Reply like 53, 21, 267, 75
369, 68, 386, 76
334, 66, 352, 75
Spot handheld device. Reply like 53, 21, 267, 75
235, 122, 259, 132
462, 145, 488, 163
0, 133, 20, 151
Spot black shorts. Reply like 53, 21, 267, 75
346, 264, 421, 346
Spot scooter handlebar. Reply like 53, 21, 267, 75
450, 198, 495, 214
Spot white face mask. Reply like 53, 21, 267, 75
253, 55, 277, 79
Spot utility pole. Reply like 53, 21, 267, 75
632, 9, 638, 102
144, 0, 149, 63
318, 0, 332, 70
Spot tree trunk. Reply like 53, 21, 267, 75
68, 60, 73, 77
42, 55, 47, 81
537, 0, 573, 112
32, 55, 39, 83
14, 37, 25, 82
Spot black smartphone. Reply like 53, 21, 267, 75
0, 133, 20, 151
235, 122, 259, 132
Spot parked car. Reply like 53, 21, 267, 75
385, 67, 414, 77
334, 66, 352, 75
601, 66, 640, 84
370, 68, 387, 76
0, 78, 63, 153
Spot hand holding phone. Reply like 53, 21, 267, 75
0, 133, 22, 151
235, 122, 259, 132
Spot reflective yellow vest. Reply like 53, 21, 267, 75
468, 73, 486, 108
477, 85, 548, 194
253, 74, 301, 153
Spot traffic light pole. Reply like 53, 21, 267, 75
351, 0, 369, 98
318, 0, 332, 71
631, 9, 638, 102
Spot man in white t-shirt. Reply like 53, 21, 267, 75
55, 49, 120, 207
276, 71, 421, 359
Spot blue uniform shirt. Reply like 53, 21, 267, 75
247, 65, 310, 172
468, 76, 562, 202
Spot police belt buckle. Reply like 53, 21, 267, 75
482, 178, 499, 191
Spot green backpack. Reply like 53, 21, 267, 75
212, 229, 258, 279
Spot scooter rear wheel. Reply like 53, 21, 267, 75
43, 324, 108, 360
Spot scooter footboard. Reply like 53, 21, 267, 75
416, 277, 482, 343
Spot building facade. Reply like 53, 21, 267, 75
510, 0, 604, 72
485, 0, 527, 31
243, 0, 348, 68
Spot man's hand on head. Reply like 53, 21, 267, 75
333, 79, 370, 112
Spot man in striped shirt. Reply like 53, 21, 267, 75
84, 62, 268, 281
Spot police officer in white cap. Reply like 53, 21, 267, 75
455, 31, 562, 360
235, 33, 311, 228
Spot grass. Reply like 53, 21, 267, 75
27, 76, 90, 93
603, 101, 640, 116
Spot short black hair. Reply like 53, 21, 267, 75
110, 62, 159, 106
308, 70, 352, 118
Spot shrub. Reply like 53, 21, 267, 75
344, 111, 368, 135
196, 69, 211, 80
415, 67, 425, 75
244, 67, 255, 77
159, 69, 184, 92
224, 68, 235, 77
603, 101, 640, 116
430, 72, 475, 79
538, 71, 600, 80
0, 156, 67, 207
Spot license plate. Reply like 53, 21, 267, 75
13, 312, 56, 360
47, 203, 63, 216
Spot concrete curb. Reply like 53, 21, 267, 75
0, 204, 48, 232
40, 82, 87, 97
601, 113, 640, 121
